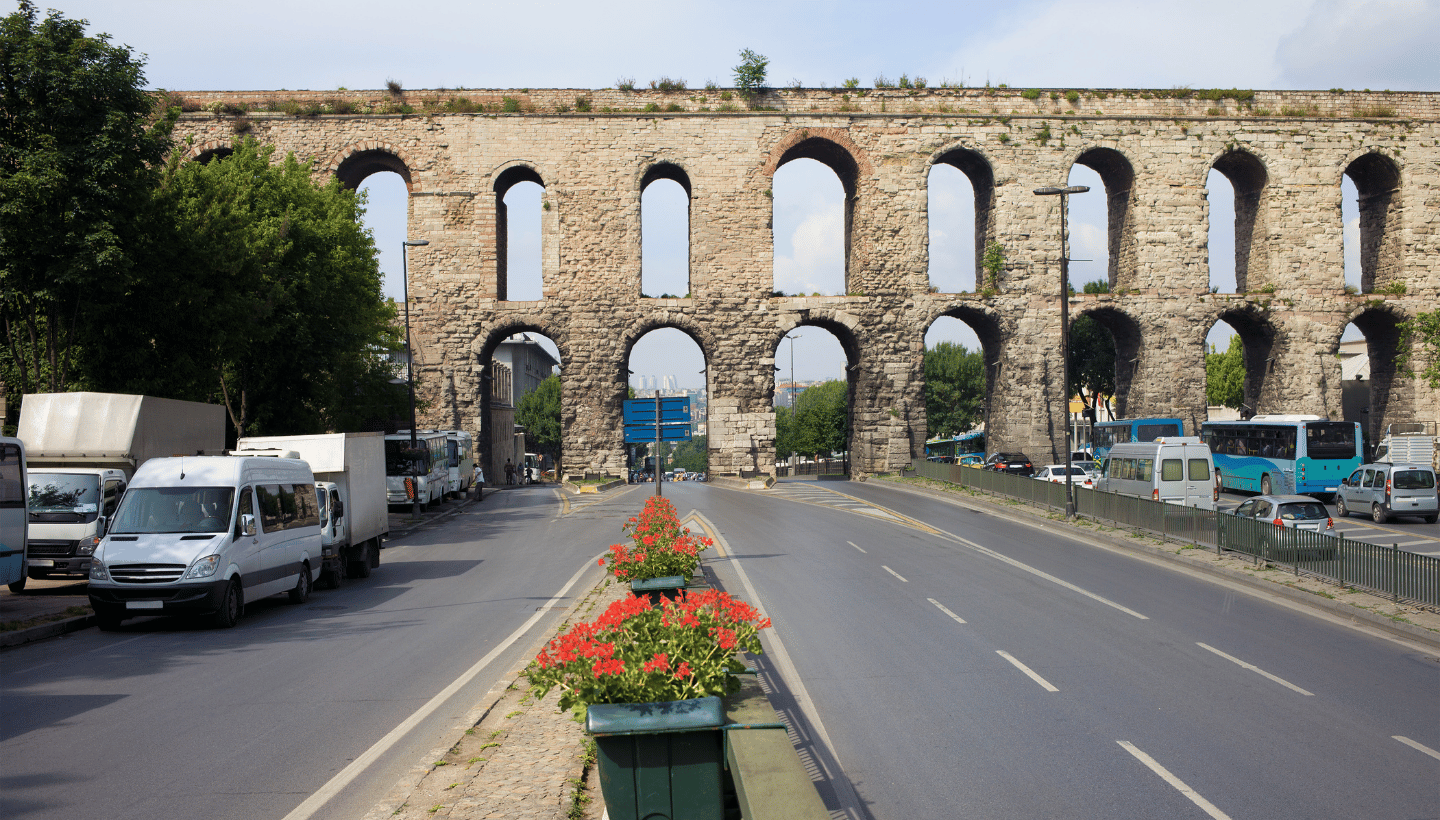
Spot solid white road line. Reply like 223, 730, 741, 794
1195, 643, 1314, 696
1117, 741, 1234, 820
882, 565, 908, 582
1393, 735, 1440, 761
847, 541, 867, 553
995, 650, 1059, 692
928, 598, 967, 624
280, 553, 602, 820
938, 531, 1149, 620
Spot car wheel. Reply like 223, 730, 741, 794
320, 565, 343, 590
288, 563, 311, 604
1261, 475, 1272, 495
212, 579, 242, 629
1372, 503, 1387, 524
348, 544, 372, 579
27, 568, 48, 580
95, 609, 125, 631
1336, 495, 1349, 518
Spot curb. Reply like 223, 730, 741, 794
0, 613, 96, 649
711, 475, 775, 490
563, 479, 625, 494
875, 477, 1440, 652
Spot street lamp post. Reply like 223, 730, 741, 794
1034, 185, 1089, 519
402, 239, 429, 520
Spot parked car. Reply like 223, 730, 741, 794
1036, 464, 1094, 488
1336, 463, 1437, 524
983, 452, 1034, 476
958, 455, 984, 468
1223, 494, 1335, 559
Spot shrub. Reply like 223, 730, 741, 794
1021, 88, 1041, 100
574, 96, 592, 112
617, 77, 636, 91
502, 96, 521, 113
1065, 90, 1080, 103
842, 77, 860, 89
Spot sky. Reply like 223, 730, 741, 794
28, 0, 1440, 391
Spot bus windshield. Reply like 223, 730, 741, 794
1305, 422, 1358, 460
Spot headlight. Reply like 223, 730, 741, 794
185, 555, 222, 580
76, 536, 100, 556
89, 561, 109, 581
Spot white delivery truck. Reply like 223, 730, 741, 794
236, 433, 389, 586
385, 431, 449, 508
1373, 422, 1436, 468
17, 392, 224, 586
1, 438, 27, 593
88, 455, 322, 629
1098, 436, 1217, 509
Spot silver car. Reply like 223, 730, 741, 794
1226, 494, 1336, 559
1336, 463, 1438, 524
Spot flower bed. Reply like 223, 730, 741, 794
599, 496, 711, 582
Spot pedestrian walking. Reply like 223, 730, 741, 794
505, 459, 514, 485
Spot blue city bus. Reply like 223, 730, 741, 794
1200, 416, 1362, 498
1092, 418, 1184, 466
925, 431, 986, 464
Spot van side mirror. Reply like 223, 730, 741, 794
239, 514, 257, 537
97, 516, 108, 537
334, 500, 344, 519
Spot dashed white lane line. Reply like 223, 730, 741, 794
847, 541, 867, 553
1195, 643, 1314, 696
882, 565, 908, 582
928, 598, 966, 624
1393, 736, 1440, 761
996, 650, 1059, 692
937, 531, 1149, 620
1117, 741, 1234, 820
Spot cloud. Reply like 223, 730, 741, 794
774, 209, 845, 295
1276, 0, 1440, 90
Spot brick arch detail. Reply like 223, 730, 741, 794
763, 128, 872, 180
321, 142, 418, 190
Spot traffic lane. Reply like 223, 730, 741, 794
843, 479, 1440, 738
1215, 488, 1440, 556
0, 486, 616, 820
696, 484, 1440, 819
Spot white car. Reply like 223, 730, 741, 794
1036, 464, 1094, 488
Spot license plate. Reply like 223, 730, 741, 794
125, 600, 163, 610
28, 559, 54, 567
1324, 486, 1337, 492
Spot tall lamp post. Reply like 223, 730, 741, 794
1034, 185, 1089, 519
402, 238, 429, 519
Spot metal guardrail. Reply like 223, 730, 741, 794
776, 458, 848, 478
911, 460, 1439, 609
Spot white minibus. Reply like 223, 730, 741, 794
385, 431, 449, 507
87, 456, 322, 629
1098, 437, 1217, 509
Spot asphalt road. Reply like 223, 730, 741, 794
0, 485, 628, 820
4, 479, 1437, 820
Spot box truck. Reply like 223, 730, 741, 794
18, 393, 224, 585
235, 433, 389, 586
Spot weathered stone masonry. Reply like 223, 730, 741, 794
173, 87, 1440, 476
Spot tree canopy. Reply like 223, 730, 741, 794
516, 373, 561, 462
779, 380, 848, 459
923, 341, 985, 438
669, 434, 708, 474
1206, 334, 1246, 408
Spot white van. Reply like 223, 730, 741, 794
1098, 437, 1217, 509
0, 438, 27, 593
442, 430, 475, 498
87, 456, 322, 629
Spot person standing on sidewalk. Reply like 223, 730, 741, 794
505, 459, 514, 485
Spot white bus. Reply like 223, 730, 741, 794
1098, 437, 1216, 509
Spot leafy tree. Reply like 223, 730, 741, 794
774, 405, 795, 460
732, 48, 768, 99
85, 139, 404, 438
791, 380, 847, 458
670, 434, 708, 474
0, 2, 175, 398
1068, 314, 1116, 421
924, 341, 985, 438
1399, 310, 1440, 389
1206, 334, 1246, 408
517, 373, 561, 463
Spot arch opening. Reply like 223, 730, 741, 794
1204, 316, 1276, 421
1208, 151, 1268, 294
773, 138, 858, 297
1069, 306, 1144, 424
495, 166, 545, 302
773, 324, 855, 476
928, 148, 995, 293
641, 165, 691, 298
625, 326, 708, 480
1342, 310, 1405, 450
335, 149, 413, 190
1069, 148, 1136, 292
194, 146, 233, 165
475, 328, 563, 486
922, 314, 998, 462
1343, 153, 1402, 294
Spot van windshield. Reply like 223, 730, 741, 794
111, 487, 235, 534
1394, 470, 1436, 490
28, 473, 101, 524
386, 440, 431, 475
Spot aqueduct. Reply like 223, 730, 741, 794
172, 87, 1440, 477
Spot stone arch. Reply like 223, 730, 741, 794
1340, 303, 1409, 442
493, 163, 548, 302
928, 145, 997, 291
769, 310, 864, 462
325, 144, 416, 190
1207, 305, 1280, 418
1208, 148, 1270, 293
469, 318, 568, 482
188, 140, 233, 164
921, 304, 1007, 442
1341, 151, 1403, 294
617, 312, 717, 387
1069, 147, 1138, 292
1071, 303, 1145, 419
768, 132, 865, 293
638, 162, 693, 297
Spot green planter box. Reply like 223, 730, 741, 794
586, 696, 725, 820
630, 575, 689, 602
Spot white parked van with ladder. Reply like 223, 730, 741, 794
1098, 437, 1217, 509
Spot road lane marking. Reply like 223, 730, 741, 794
996, 650, 1058, 692
1117, 741, 1234, 820
928, 598, 966, 624
937, 531, 1149, 620
279, 552, 601, 820
847, 541, 867, 553
882, 566, 908, 582
1393, 736, 1440, 761
1195, 643, 1314, 696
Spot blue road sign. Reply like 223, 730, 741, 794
623, 397, 693, 443
624, 424, 691, 444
